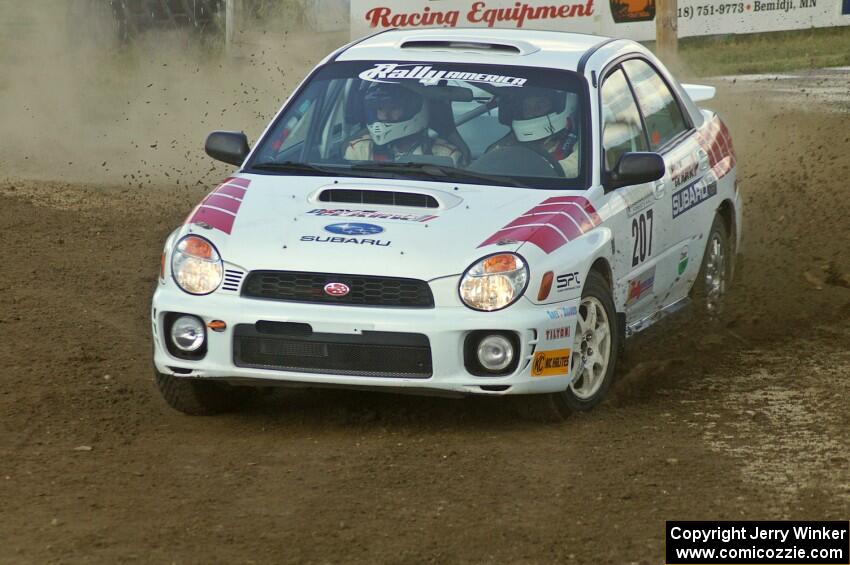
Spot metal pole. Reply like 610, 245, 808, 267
226, 0, 242, 53
656, 0, 678, 60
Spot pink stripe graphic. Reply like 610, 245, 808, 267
216, 184, 247, 199
186, 177, 251, 234
190, 206, 236, 234
223, 177, 251, 188
204, 194, 241, 213
697, 117, 736, 179
478, 197, 601, 254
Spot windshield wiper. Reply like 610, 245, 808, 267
350, 162, 529, 188
250, 161, 344, 176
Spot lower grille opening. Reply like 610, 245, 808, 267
233, 324, 432, 378
479, 385, 511, 392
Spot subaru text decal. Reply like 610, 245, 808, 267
301, 235, 391, 247
672, 181, 717, 219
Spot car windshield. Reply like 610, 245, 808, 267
246, 60, 588, 190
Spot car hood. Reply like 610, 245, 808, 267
185, 174, 551, 280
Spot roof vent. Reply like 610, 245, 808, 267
399, 37, 539, 55
318, 188, 439, 208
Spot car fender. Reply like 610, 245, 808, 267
522, 225, 614, 307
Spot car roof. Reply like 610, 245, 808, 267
335, 28, 633, 73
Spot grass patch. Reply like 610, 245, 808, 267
646, 26, 850, 77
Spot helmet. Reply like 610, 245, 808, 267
363, 83, 428, 147
499, 88, 576, 143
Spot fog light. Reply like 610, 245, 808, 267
477, 334, 514, 372
170, 315, 205, 352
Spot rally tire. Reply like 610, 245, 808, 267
514, 270, 620, 422
155, 370, 252, 415
692, 213, 731, 318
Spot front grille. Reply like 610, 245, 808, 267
241, 271, 434, 308
233, 324, 432, 378
221, 269, 244, 292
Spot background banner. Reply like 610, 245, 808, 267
350, 0, 850, 40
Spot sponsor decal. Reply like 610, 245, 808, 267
546, 305, 577, 320
300, 235, 391, 246
186, 177, 251, 235
626, 266, 655, 306
672, 180, 717, 218
670, 158, 699, 187
556, 272, 581, 292
532, 348, 571, 377
677, 246, 690, 276
695, 116, 736, 180
624, 185, 654, 216
307, 208, 438, 223
323, 282, 350, 296
544, 327, 571, 340
609, 0, 654, 22
359, 63, 527, 87
363, 2, 594, 31
324, 222, 384, 236
479, 196, 602, 254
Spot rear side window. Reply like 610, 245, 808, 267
600, 68, 648, 171
622, 59, 688, 150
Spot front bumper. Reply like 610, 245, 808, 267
151, 281, 580, 396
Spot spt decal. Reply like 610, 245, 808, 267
556, 272, 581, 292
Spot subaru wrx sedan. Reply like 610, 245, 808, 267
152, 28, 741, 420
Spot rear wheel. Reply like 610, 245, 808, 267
514, 270, 620, 422
692, 214, 731, 317
155, 370, 252, 415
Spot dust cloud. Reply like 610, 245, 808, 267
0, 0, 345, 187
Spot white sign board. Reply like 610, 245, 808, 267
350, 0, 850, 40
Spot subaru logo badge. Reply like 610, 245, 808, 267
324, 222, 384, 236
324, 282, 350, 297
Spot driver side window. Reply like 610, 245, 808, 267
601, 68, 648, 171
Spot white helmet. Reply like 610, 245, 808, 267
364, 83, 429, 147
501, 89, 577, 143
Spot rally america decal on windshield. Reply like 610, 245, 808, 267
359, 63, 527, 87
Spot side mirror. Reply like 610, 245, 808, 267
605, 152, 665, 191
205, 131, 250, 166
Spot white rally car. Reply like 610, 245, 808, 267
152, 28, 741, 419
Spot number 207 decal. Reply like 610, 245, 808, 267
631, 209, 653, 267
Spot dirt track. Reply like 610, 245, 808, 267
1, 8, 850, 563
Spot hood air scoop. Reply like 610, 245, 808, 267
318, 188, 439, 208
312, 183, 464, 210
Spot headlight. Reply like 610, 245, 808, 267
171, 235, 223, 295
459, 253, 529, 311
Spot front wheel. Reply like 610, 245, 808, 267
514, 270, 620, 422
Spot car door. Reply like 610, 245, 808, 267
598, 67, 673, 325
621, 59, 707, 306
